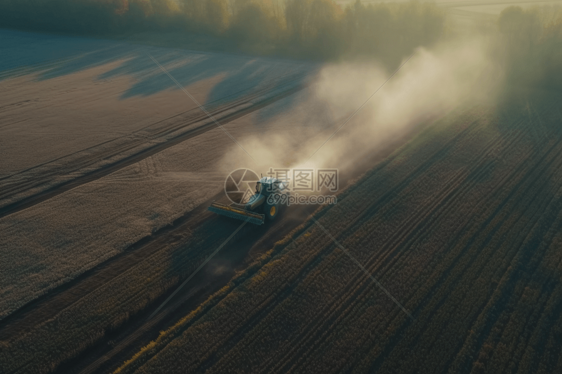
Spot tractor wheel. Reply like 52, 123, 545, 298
263, 201, 279, 221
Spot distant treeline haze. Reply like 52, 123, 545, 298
0, 0, 561, 86
497, 5, 562, 89
0, 0, 445, 64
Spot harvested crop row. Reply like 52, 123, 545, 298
0, 216, 261, 373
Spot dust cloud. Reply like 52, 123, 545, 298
218, 36, 503, 181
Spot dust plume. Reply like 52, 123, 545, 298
217, 36, 503, 181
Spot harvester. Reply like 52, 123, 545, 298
208, 177, 288, 225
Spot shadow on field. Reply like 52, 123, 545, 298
0, 29, 316, 117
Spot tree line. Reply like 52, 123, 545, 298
1, 1, 561, 85
0, 0, 446, 64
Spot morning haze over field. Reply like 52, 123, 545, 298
1, 1, 562, 373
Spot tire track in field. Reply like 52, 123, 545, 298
361, 110, 533, 292
401, 98, 562, 312
77, 284, 204, 374
393, 130, 540, 317
487, 227, 558, 374
524, 233, 562, 374
191, 229, 350, 373
408, 135, 556, 321
416, 148, 562, 374
0, 77, 308, 219
364, 119, 562, 373
462, 183, 562, 374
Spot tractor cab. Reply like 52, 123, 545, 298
255, 177, 288, 196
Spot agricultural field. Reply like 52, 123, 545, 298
0, 27, 408, 373
0, 29, 314, 210
0, 26, 451, 373
1, 0, 562, 373
0, 29, 317, 320
113, 88, 562, 374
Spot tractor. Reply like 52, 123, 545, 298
208, 177, 289, 225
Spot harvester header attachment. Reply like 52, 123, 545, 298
208, 202, 265, 225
